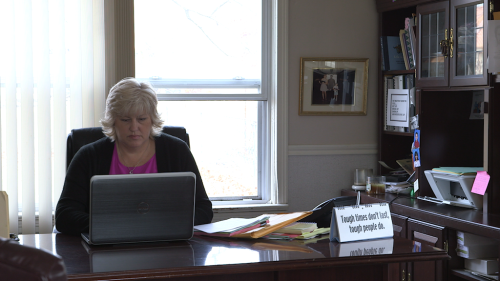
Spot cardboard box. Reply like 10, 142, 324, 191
457, 231, 497, 246
464, 258, 499, 275
457, 244, 498, 259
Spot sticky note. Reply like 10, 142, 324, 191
471, 171, 490, 195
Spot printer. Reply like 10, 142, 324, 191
422, 170, 483, 209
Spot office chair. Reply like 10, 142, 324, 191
0, 236, 67, 281
66, 126, 190, 170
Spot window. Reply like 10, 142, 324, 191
134, 0, 273, 204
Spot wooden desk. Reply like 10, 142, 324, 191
341, 189, 500, 281
19, 233, 448, 281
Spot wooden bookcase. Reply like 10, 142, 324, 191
376, 0, 500, 214
375, 0, 500, 280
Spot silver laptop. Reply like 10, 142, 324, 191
82, 172, 196, 245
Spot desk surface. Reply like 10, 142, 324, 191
342, 189, 500, 240
19, 233, 448, 281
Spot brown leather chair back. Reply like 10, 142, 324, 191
0, 237, 67, 281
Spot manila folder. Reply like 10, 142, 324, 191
233, 211, 312, 239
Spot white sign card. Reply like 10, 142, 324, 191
387, 89, 409, 127
330, 238, 394, 257
329, 203, 393, 243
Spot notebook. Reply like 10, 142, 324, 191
81, 172, 196, 245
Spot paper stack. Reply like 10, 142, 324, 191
194, 215, 270, 237
274, 222, 317, 234
266, 222, 330, 240
194, 211, 313, 239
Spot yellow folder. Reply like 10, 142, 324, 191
0, 191, 9, 238
232, 211, 312, 239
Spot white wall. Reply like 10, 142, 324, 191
285, 0, 379, 211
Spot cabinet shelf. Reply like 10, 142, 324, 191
383, 131, 414, 137
382, 69, 416, 76
451, 269, 496, 281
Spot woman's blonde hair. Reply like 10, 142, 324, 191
101, 77, 164, 141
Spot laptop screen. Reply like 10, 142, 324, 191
84, 172, 196, 245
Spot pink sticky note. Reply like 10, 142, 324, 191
471, 171, 490, 195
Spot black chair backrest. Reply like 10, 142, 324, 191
66, 126, 189, 170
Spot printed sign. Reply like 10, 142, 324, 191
387, 89, 409, 127
329, 203, 393, 243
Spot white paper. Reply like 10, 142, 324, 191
387, 89, 410, 127
194, 215, 268, 233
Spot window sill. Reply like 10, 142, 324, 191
212, 204, 289, 221
213, 203, 288, 212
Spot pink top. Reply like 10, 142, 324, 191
109, 144, 157, 175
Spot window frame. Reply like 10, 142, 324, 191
133, 0, 273, 205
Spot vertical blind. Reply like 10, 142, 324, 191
0, 0, 106, 234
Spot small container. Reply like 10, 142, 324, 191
366, 176, 386, 195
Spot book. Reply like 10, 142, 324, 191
404, 17, 416, 69
273, 222, 317, 235
232, 211, 312, 239
380, 36, 406, 71
384, 75, 395, 131
380, 36, 386, 71
394, 74, 404, 89
399, 30, 410, 70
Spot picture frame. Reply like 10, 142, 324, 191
299, 57, 369, 115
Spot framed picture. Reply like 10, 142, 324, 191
299, 57, 369, 115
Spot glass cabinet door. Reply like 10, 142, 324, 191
417, 1, 449, 87
450, 0, 487, 86
416, 0, 488, 87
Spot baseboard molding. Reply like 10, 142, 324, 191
288, 144, 377, 156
